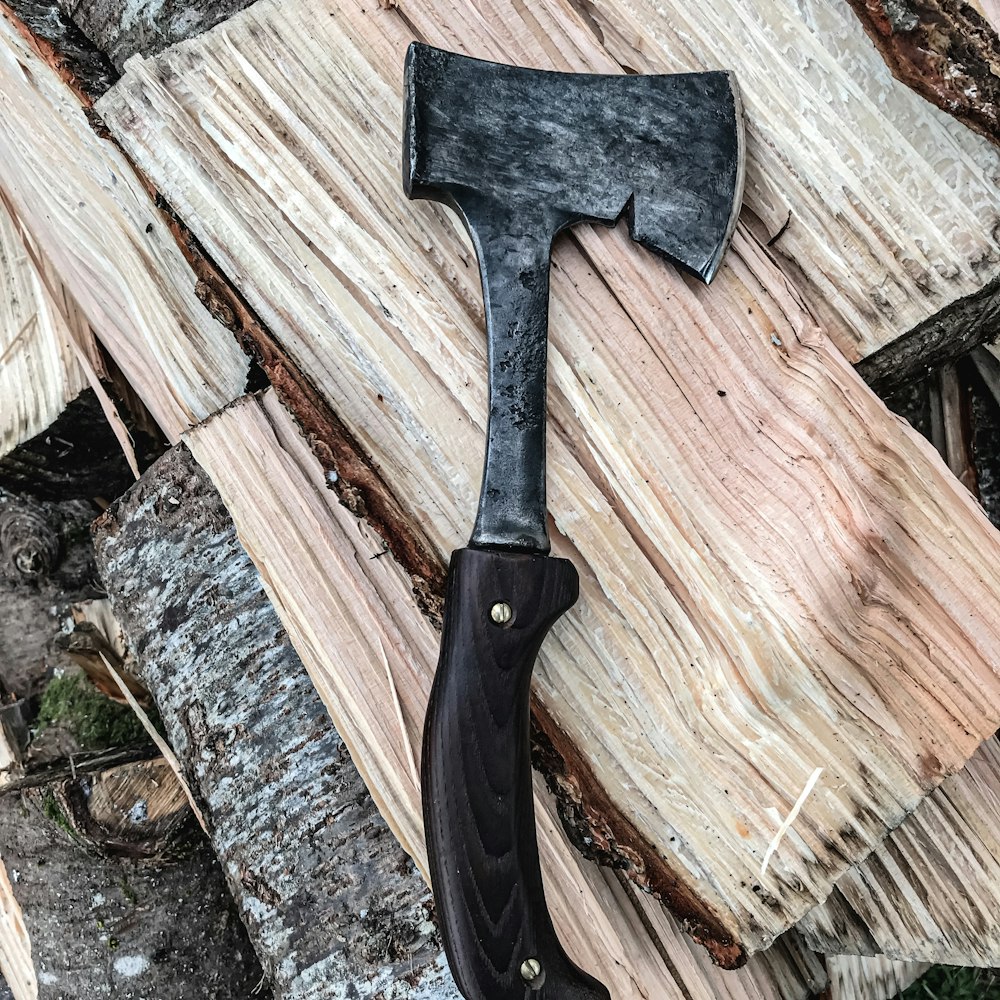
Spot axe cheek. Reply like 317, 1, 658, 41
401, 42, 744, 283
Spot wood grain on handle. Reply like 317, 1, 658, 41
422, 547, 610, 1000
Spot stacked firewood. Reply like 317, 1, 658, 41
1, 1, 1000, 998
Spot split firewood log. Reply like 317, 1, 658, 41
0, 4, 248, 445
0, 197, 97, 462
826, 956, 929, 1000
2, 0, 1000, 976
186, 384, 984, 977
798, 738, 1000, 966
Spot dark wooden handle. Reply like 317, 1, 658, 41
422, 547, 611, 1000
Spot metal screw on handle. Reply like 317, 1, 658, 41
521, 957, 545, 990
490, 601, 513, 625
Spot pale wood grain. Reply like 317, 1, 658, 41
0, 197, 93, 460
827, 955, 928, 1000
0, 855, 36, 1000
800, 739, 1000, 966
100, 0, 1000, 956
979, 0, 1000, 34
0, 0, 988, 973
0, 7, 248, 443
578, 0, 1000, 363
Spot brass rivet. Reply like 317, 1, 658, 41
490, 601, 513, 625
520, 957, 544, 988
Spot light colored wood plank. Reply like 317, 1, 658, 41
0, 855, 36, 1000
800, 739, 1000, 966
0, 6, 248, 443
102, 0, 1000, 957
827, 955, 928, 1000
0, 196, 93, 460
579, 0, 1000, 368
186, 388, 829, 1000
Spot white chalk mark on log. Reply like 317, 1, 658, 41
760, 767, 824, 878
377, 634, 420, 793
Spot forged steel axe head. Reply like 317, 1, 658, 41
403, 42, 745, 283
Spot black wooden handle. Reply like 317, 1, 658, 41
422, 547, 610, 1000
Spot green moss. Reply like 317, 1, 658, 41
902, 967, 1000, 1000
41, 791, 74, 837
120, 877, 137, 906
36, 673, 147, 751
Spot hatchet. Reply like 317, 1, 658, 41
403, 42, 744, 1000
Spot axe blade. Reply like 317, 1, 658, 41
404, 43, 744, 282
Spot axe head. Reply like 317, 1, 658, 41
404, 43, 744, 282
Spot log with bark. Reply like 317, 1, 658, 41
0, 5, 247, 445
182, 380, 968, 976
845, 0, 1000, 146
91, 442, 457, 1000
1, 0, 1000, 991
0, 491, 103, 705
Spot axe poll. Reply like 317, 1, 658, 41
403, 42, 745, 1000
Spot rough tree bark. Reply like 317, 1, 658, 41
56, 0, 257, 71
93, 443, 459, 1000
846, 0, 1000, 146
